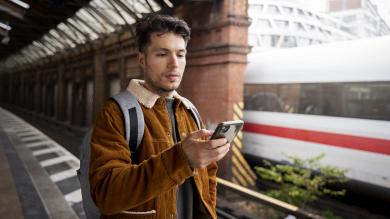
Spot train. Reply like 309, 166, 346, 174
242, 36, 390, 199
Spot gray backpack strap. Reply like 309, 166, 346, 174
181, 97, 202, 130
78, 130, 101, 219
111, 90, 144, 152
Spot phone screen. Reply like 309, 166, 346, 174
210, 120, 244, 143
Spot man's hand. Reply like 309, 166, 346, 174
181, 129, 230, 168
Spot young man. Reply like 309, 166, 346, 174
89, 14, 230, 219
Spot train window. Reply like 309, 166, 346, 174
244, 82, 390, 121
281, 36, 297, 47
275, 20, 288, 29
282, 6, 293, 15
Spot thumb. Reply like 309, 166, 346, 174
188, 129, 213, 140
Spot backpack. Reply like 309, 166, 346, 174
77, 90, 201, 219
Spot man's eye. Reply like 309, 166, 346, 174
157, 53, 166, 56
177, 53, 185, 58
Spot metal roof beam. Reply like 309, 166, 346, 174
48, 30, 73, 48
104, 1, 133, 36
144, 0, 155, 12
114, 0, 140, 22
65, 20, 91, 41
84, 7, 112, 33
54, 27, 79, 46
46, 32, 68, 49
88, 3, 117, 28
81, 8, 108, 33
73, 14, 102, 37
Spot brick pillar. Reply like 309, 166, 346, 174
175, 0, 251, 181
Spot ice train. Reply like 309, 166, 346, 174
242, 36, 390, 197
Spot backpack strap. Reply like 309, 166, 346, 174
180, 97, 202, 130
78, 129, 101, 219
111, 91, 144, 155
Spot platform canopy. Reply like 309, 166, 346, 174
0, 0, 183, 71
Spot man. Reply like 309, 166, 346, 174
89, 14, 230, 219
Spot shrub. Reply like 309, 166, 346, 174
254, 153, 348, 209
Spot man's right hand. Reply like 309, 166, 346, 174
181, 129, 230, 168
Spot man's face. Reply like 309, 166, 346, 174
138, 32, 187, 96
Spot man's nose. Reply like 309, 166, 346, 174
168, 54, 179, 68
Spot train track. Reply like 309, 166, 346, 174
216, 207, 239, 219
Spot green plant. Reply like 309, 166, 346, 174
322, 209, 343, 219
254, 153, 348, 209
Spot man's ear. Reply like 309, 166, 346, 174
138, 52, 145, 68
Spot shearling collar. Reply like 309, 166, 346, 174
126, 79, 190, 109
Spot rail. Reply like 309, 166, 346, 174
217, 178, 324, 219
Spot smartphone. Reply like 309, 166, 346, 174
209, 120, 244, 143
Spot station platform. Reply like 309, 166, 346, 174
0, 107, 85, 219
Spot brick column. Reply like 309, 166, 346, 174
175, 0, 251, 181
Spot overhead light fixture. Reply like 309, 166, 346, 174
0, 21, 12, 31
163, 0, 174, 8
0, 21, 11, 44
9, 0, 30, 9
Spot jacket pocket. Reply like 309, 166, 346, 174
116, 210, 156, 219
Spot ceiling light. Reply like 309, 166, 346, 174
9, 0, 30, 9
0, 22, 12, 31
163, 0, 174, 8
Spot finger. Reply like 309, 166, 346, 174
208, 138, 228, 149
188, 129, 213, 140
206, 143, 230, 161
215, 144, 230, 161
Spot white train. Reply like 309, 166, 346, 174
242, 36, 390, 195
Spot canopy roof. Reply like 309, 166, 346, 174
0, 0, 180, 71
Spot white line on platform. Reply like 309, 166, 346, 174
32, 147, 60, 156
22, 135, 45, 142
14, 128, 35, 133
50, 167, 79, 183
26, 140, 52, 148
18, 131, 40, 137
64, 189, 82, 205
40, 156, 74, 167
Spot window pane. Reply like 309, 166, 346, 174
244, 82, 390, 121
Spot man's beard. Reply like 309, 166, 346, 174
145, 76, 179, 94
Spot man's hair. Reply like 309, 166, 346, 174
136, 14, 191, 52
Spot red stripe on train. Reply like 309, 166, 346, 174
243, 123, 390, 155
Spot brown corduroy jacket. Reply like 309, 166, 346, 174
89, 80, 218, 219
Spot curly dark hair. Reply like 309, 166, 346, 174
135, 14, 191, 53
